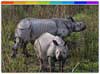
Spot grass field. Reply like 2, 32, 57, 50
2, 5, 98, 72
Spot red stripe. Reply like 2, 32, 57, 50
1, 1, 14, 4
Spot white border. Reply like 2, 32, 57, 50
0, 0, 1, 74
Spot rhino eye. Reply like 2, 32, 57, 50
63, 52, 65, 54
63, 30, 65, 33
57, 51, 59, 54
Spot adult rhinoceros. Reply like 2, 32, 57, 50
12, 16, 86, 57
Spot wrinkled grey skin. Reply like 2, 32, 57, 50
12, 16, 86, 57
34, 33, 68, 72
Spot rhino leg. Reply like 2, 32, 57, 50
11, 44, 18, 58
39, 58, 44, 72
59, 61, 61, 71
61, 61, 64, 72
52, 61, 55, 72
22, 42, 32, 57
48, 57, 51, 72
59, 60, 65, 72
48, 57, 55, 72
11, 47, 17, 58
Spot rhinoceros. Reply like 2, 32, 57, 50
34, 32, 68, 72
12, 16, 86, 57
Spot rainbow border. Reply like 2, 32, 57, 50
1, 1, 99, 5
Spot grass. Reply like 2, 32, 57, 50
2, 5, 98, 72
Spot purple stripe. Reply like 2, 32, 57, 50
87, 1, 98, 5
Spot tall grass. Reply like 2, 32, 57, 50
2, 5, 98, 72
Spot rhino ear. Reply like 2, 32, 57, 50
64, 41, 67, 46
67, 16, 75, 22
53, 40, 59, 46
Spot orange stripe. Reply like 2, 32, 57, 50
1, 1, 14, 4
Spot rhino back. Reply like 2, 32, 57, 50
38, 33, 55, 52
17, 18, 36, 29
30, 19, 57, 38
34, 33, 56, 59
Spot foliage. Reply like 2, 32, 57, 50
2, 5, 98, 72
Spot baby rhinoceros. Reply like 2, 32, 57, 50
34, 32, 68, 72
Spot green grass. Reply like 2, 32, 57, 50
2, 5, 98, 72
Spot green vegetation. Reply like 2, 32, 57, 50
2, 5, 98, 72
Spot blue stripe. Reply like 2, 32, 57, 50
74, 1, 87, 4
50, 1, 98, 5
61, 1, 74, 5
